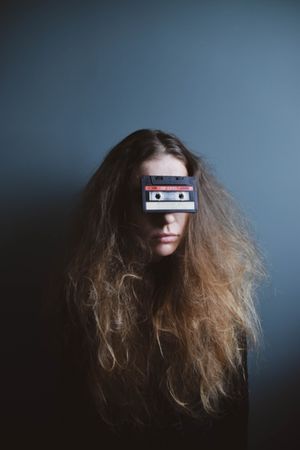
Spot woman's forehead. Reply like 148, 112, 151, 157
132, 155, 188, 187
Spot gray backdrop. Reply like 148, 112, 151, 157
1, 1, 299, 448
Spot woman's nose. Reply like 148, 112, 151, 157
150, 212, 176, 226
162, 213, 176, 224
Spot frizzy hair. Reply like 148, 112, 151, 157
64, 129, 264, 427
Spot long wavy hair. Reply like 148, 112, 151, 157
64, 129, 264, 428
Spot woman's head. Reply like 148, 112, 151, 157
74, 129, 201, 264
66, 129, 265, 427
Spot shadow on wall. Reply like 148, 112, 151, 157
2, 197, 300, 449
250, 355, 300, 450
1, 197, 73, 449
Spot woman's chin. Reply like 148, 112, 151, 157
151, 243, 178, 258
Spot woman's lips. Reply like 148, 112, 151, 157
151, 233, 179, 243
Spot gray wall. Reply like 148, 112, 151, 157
1, 1, 300, 448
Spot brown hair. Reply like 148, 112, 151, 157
64, 129, 264, 427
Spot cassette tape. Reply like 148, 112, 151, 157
141, 175, 198, 213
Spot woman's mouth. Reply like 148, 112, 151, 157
151, 233, 179, 243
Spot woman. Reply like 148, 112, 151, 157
62, 129, 264, 449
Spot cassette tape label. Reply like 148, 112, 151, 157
145, 186, 193, 191
145, 201, 195, 211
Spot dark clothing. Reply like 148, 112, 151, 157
43, 275, 249, 450
59, 343, 248, 450
46, 269, 249, 450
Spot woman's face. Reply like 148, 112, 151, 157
131, 153, 189, 259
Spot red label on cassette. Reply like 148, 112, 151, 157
145, 186, 193, 191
